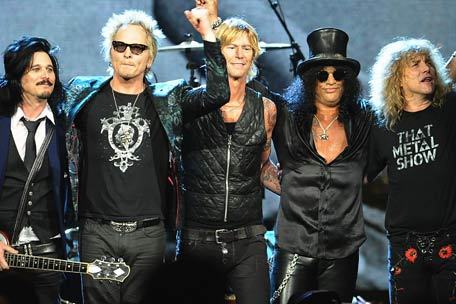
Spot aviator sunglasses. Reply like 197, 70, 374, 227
112, 41, 149, 55
316, 69, 347, 82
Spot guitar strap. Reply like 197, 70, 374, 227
11, 121, 55, 244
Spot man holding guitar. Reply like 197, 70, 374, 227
0, 37, 74, 304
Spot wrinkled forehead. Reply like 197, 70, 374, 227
404, 51, 431, 64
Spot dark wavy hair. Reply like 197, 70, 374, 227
0, 36, 64, 116
284, 64, 362, 131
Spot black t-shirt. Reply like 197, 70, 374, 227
367, 91, 456, 236
75, 84, 169, 221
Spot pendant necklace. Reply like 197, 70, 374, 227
111, 88, 142, 147
313, 114, 338, 141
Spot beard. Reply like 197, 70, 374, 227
36, 91, 52, 100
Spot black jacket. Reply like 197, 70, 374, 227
60, 41, 229, 230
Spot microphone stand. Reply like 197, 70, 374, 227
267, 0, 305, 76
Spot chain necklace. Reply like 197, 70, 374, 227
111, 88, 142, 119
111, 87, 142, 147
313, 114, 338, 141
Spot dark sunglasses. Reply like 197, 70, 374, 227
112, 41, 149, 55
316, 69, 347, 82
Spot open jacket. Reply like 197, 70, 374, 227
0, 113, 72, 257
59, 40, 229, 229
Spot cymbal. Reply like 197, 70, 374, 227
259, 42, 292, 50
158, 41, 203, 52
158, 41, 292, 52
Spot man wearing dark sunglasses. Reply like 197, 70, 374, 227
60, 7, 229, 304
267, 28, 373, 303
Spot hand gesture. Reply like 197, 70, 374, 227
184, 7, 216, 42
195, 0, 219, 23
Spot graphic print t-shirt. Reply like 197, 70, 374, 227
75, 84, 168, 221
367, 92, 456, 235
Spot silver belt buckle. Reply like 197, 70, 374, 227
110, 221, 137, 233
215, 229, 228, 244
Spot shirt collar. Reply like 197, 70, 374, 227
12, 103, 55, 127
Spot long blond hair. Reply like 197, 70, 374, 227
369, 38, 452, 129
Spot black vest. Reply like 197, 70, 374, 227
0, 135, 59, 243
183, 88, 266, 229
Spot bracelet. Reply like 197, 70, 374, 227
211, 17, 222, 30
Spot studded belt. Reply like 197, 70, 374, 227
95, 218, 161, 233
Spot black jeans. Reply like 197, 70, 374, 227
389, 231, 456, 304
80, 218, 166, 304
270, 248, 359, 304
6, 250, 64, 304
178, 234, 270, 304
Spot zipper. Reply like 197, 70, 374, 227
224, 135, 232, 222
167, 151, 180, 229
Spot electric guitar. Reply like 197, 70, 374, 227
0, 231, 130, 282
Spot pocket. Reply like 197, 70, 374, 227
142, 222, 165, 239
177, 239, 200, 258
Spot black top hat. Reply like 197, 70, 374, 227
296, 28, 360, 76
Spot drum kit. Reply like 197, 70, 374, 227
158, 40, 292, 52
157, 38, 292, 86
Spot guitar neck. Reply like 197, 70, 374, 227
5, 252, 89, 274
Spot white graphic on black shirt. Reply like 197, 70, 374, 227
101, 103, 150, 172
393, 124, 438, 170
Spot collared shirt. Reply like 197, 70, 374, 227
11, 103, 55, 161
273, 100, 372, 259
10, 103, 55, 244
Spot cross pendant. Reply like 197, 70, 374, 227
319, 133, 329, 140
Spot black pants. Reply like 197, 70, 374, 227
0, 250, 64, 304
178, 234, 270, 304
270, 248, 359, 304
389, 231, 456, 304
80, 218, 166, 304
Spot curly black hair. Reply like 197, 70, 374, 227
284, 65, 362, 132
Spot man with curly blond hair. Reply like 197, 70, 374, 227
367, 38, 455, 304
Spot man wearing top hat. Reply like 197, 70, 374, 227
267, 28, 373, 303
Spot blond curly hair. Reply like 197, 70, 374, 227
369, 38, 452, 129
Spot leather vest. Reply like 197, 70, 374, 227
183, 88, 266, 229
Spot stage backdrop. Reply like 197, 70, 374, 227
1, 0, 455, 292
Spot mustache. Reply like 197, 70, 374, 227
36, 80, 53, 86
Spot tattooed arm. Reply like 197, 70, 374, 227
261, 160, 281, 195
260, 97, 281, 195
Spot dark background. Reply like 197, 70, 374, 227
1, 0, 455, 300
